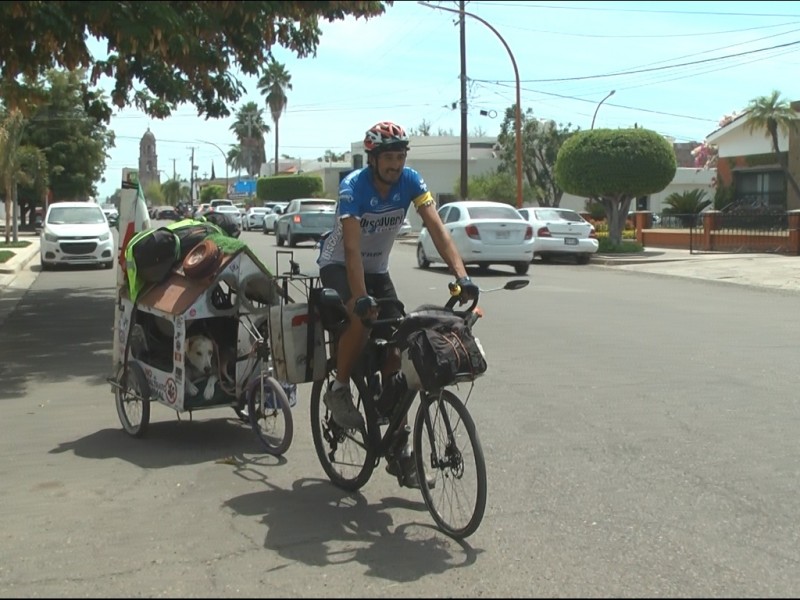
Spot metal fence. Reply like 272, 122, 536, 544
688, 212, 791, 254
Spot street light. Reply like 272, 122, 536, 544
419, 1, 524, 209
196, 139, 229, 195
591, 90, 615, 130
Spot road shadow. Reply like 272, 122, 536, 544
0, 285, 116, 400
48, 416, 284, 469
223, 476, 482, 581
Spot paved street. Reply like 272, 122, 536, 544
1, 229, 800, 596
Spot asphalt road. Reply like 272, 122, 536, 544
1, 226, 800, 597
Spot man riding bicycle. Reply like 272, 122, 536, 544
316, 120, 479, 488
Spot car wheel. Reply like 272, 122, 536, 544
40, 258, 51, 271
514, 262, 529, 275
416, 244, 430, 269
576, 254, 591, 265
287, 228, 297, 247
276, 230, 285, 247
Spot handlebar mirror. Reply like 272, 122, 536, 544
504, 279, 529, 291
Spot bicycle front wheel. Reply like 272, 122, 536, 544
413, 389, 487, 539
247, 374, 293, 456
310, 374, 376, 492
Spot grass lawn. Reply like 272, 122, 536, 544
0, 240, 32, 264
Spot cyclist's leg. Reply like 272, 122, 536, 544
319, 264, 367, 428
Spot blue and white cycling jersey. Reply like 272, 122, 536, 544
317, 166, 433, 273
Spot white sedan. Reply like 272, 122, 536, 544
243, 206, 271, 230
417, 200, 533, 275
517, 206, 599, 264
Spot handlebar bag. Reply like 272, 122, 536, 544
402, 320, 487, 391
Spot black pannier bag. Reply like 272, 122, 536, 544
398, 306, 488, 391
131, 227, 180, 285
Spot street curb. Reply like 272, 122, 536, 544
0, 238, 40, 274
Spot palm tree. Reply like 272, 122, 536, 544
226, 145, 247, 177
229, 102, 269, 177
258, 60, 292, 175
662, 189, 712, 227
744, 90, 800, 203
161, 179, 189, 206
0, 109, 26, 243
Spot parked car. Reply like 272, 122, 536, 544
398, 217, 412, 237
261, 202, 290, 235
243, 206, 271, 231
203, 208, 242, 238
209, 198, 234, 209
155, 206, 180, 221
100, 204, 119, 228
417, 200, 533, 274
517, 206, 599, 264
40, 202, 114, 270
275, 198, 337, 247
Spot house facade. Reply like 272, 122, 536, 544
704, 101, 800, 211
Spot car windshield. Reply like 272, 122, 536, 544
215, 206, 239, 213
298, 201, 336, 212
466, 206, 522, 220
48, 206, 106, 224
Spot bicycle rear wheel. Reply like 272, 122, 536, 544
413, 389, 487, 539
310, 372, 376, 492
246, 374, 293, 456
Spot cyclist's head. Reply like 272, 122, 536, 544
364, 121, 409, 185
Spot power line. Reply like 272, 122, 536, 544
477, 38, 800, 83
470, 1, 800, 18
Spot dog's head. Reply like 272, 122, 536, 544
185, 335, 215, 376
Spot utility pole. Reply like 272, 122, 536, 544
172, 158, 177, 180
459, 0, 468, 200
188, 147, 197, 206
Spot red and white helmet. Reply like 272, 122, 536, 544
364, 121, 409, 153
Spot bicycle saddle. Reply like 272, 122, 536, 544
309, 287, 349, 331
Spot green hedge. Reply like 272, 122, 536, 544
256, 175, 323, 202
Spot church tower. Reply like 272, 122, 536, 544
138, 128, 159, 190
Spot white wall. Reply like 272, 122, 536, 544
709, 123, 786, 158
557, 167, 716, 215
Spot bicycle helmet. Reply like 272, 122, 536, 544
364, 121, 409, 154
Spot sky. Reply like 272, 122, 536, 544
94, 0, 800, 200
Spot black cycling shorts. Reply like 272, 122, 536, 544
319, 264, 404, 340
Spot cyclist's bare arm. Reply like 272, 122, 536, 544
341, 216, 368, 311
417, 202, 468, 280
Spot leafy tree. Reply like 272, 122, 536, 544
200, 184, 226, 204
662, 189, 712, 227
409, 119, 432, 136
16, 145, 48, 228
258, 59, 292, 175
496, 106, 579, 207
743, 90, 800, 203
0, 109, 25, 242
21, 69, 114, 201
0, 1, 389, 120
320, 149, 347, 163
457, 170, 535, 205
555, 128, 676, 246
145, 182, 165, 206
161, 179, 189, 206
229, 102, 268, 177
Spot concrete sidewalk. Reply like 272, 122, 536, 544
400, 234, 800, 293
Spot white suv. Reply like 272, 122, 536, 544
40, 202, 114, 270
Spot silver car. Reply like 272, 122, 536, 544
275, 198, 337, 247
